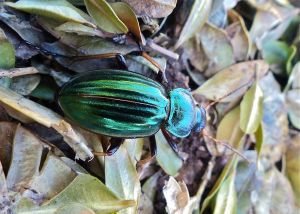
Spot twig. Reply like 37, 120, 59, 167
0, 67, 39, 78
146, 38, 179, 60
202, 130, 251, 163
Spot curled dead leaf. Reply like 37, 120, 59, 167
163, 177, 190, 214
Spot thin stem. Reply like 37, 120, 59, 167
202, 130, 251, 163
204, 78, 255, 110
93, 151, 108, 156
0, 67, 39, 78
146, 39, 179, 60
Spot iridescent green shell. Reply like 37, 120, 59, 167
58, 69, 169, 138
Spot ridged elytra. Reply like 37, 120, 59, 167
58, 69, 206, 157
58, 69, 205, 138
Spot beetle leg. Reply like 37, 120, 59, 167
161, 129, 184, 161
107, 138, 125, 155
166, 140, 184, 162
138, 135, 157, 165
93, 138, 124, 156
115, 54, 128, 70
155, 69, 168, 85
161, 129, 179, 153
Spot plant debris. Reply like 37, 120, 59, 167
0, 0, 299, 213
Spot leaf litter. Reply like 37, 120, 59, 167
0, 0, 299, 213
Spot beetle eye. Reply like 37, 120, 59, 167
193, 106, 206, 132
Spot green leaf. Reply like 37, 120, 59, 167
84, 0, 128, 33
0, 28, 15, 69
67, 0, 85, 6
155, 130, 183, 176
213, 169, 237, 214
175, 0, 212, 48
5, 0, 94, 27
213, 106, 246, 159
11, 75, 41, 96
262, 40, 296, 74
240, 82, 264, 134
216, 107, 244, 149
105, 142, 140, 214
263, 40, 289, 64
17, 174, 135, 214
200, 156, 238, 213
194, 60, 269, 102
30, 81, 56, 102
46, 174, 135, 213
0, 28, 15, 88
55, 204, 96, 214
284, 62, 300, 92
201, 107, 246, 213
38, 17, 137, 56
254, 123, 264, 159
286, 134, 300, 207
110, 2, 144, 44
55, 22, 105, 37
249, 5, 298, 54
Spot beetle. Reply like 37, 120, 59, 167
20, 34, 220, 160
22, 38, 249, 161
58, 68, 207, 159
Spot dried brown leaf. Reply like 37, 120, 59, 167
194, 60, 269, 102
122, 0, 177, 18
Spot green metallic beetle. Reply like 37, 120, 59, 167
58, 69, 206, 157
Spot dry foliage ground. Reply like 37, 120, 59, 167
0, 0, 299, 213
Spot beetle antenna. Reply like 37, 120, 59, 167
202, 130, 250, 163
204, 73, 257, 111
